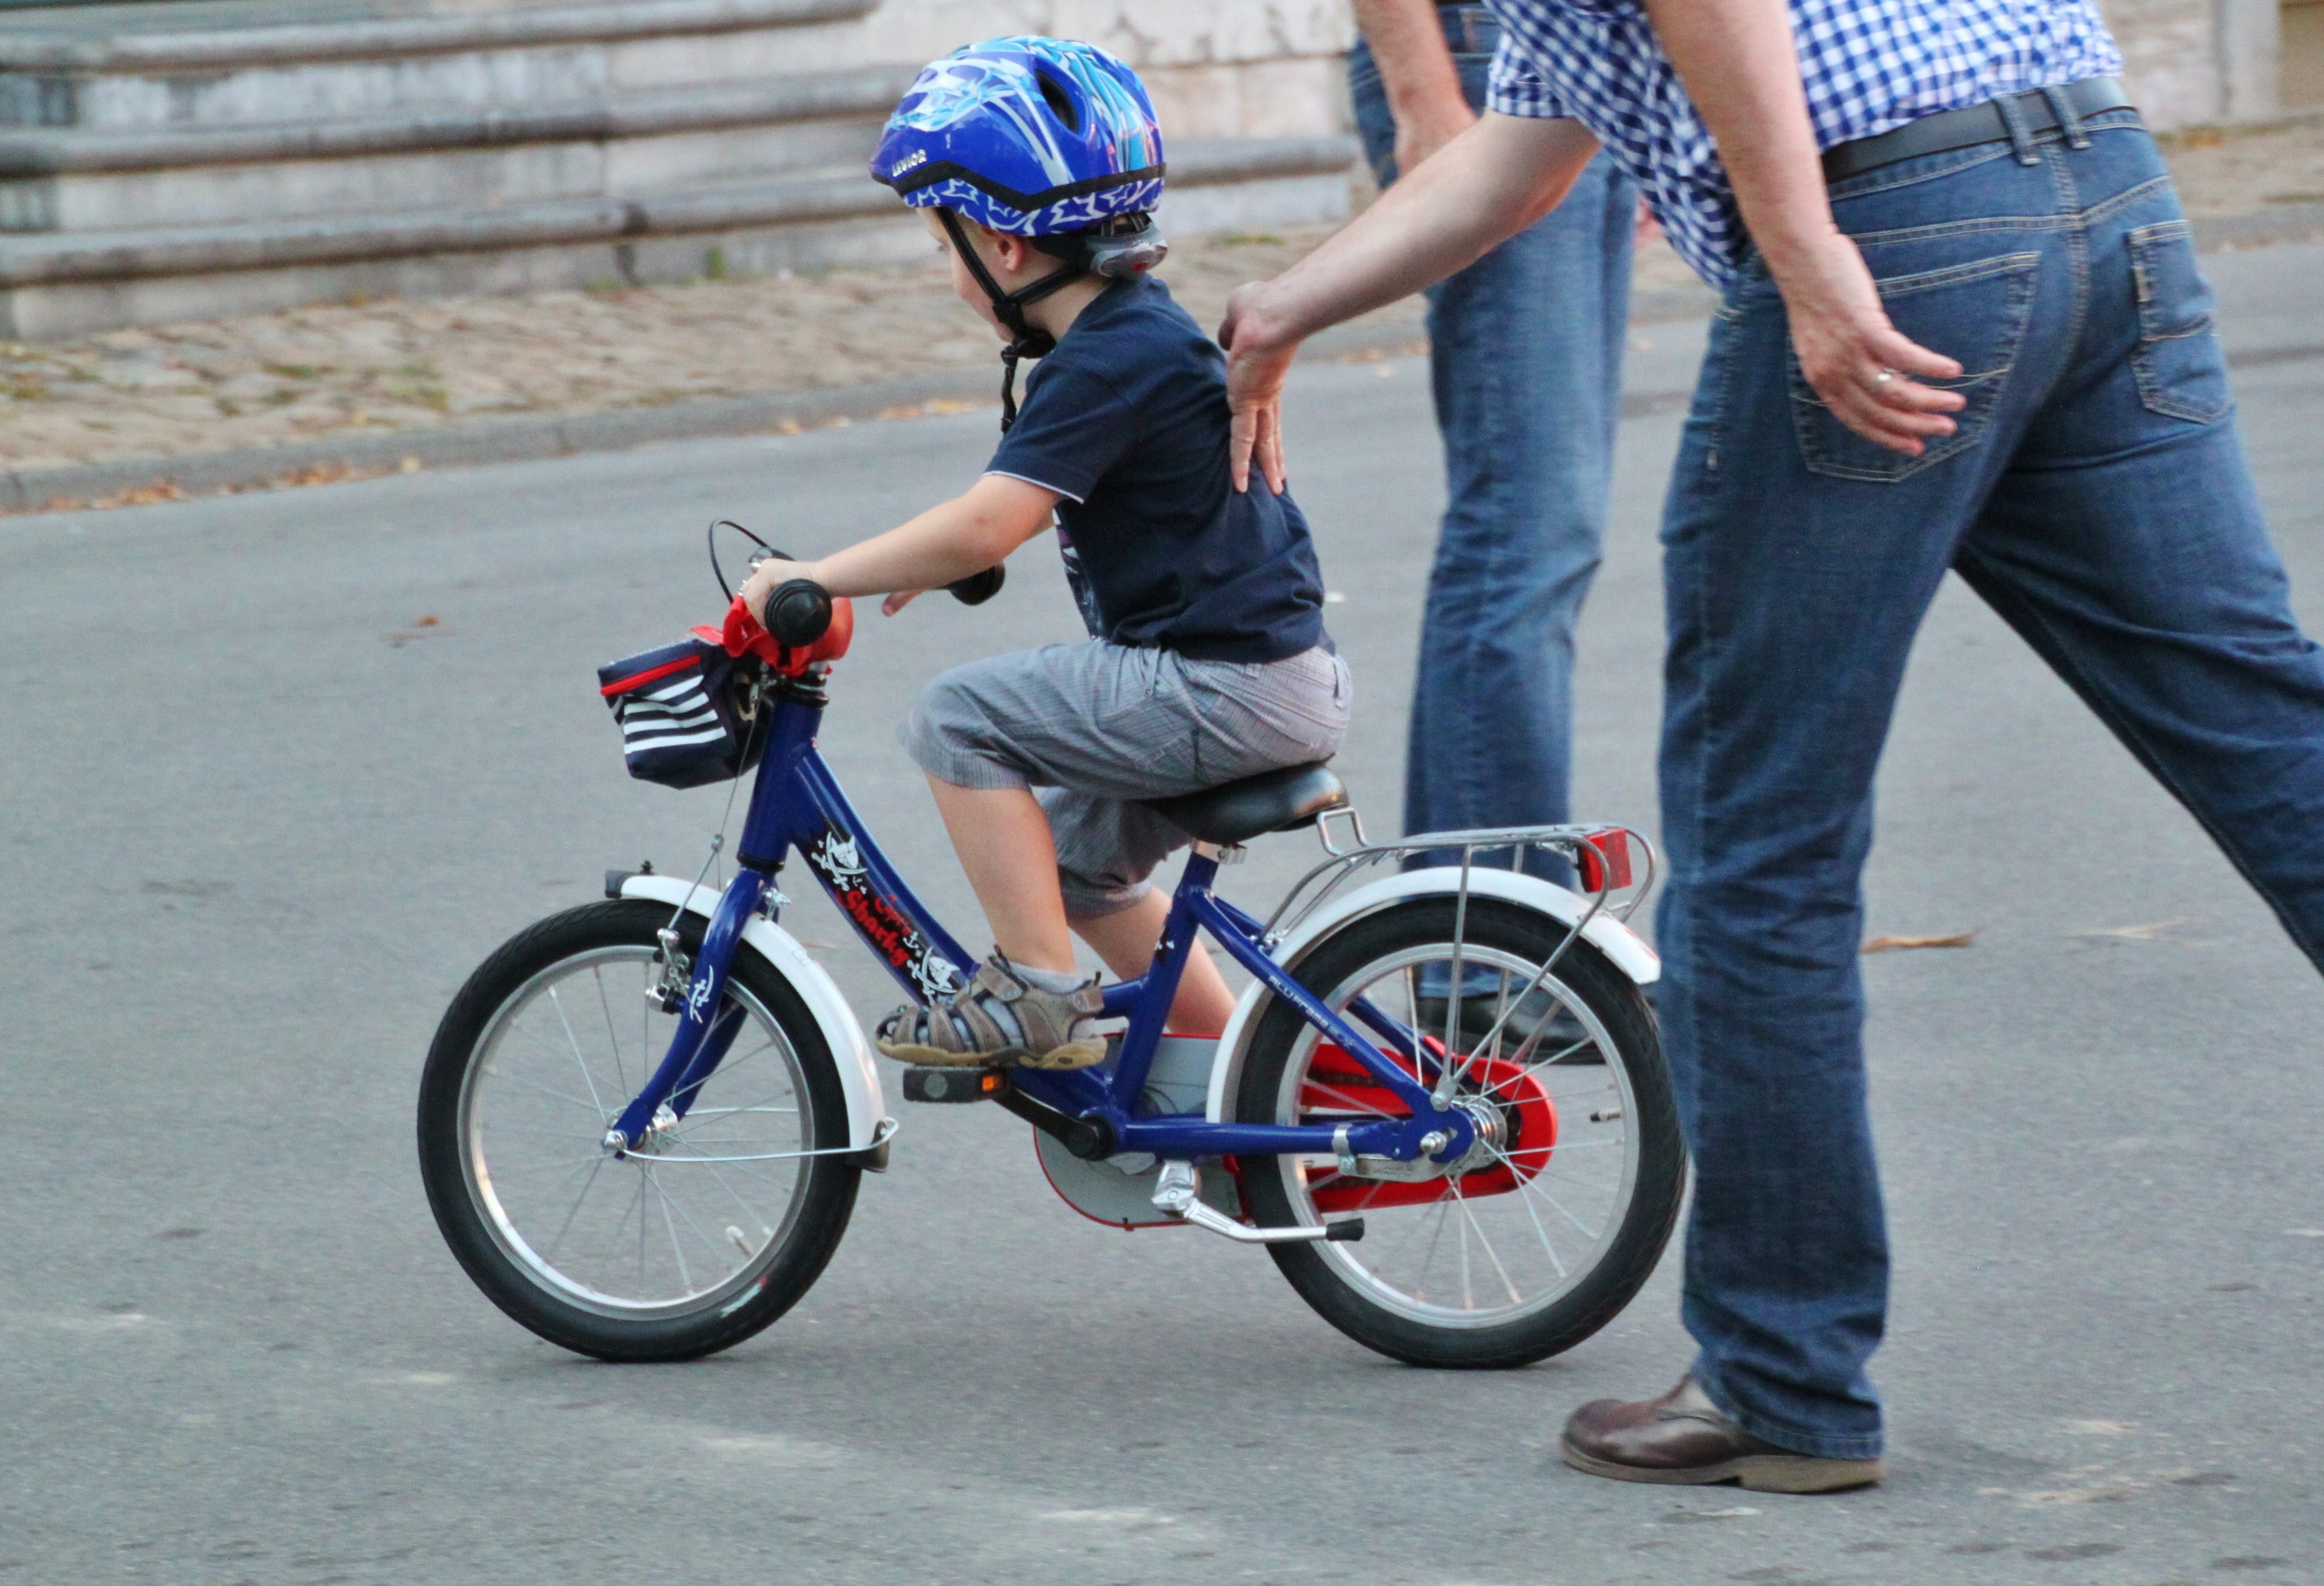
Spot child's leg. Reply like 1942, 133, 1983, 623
925, 776, 1077, 974
927, 775, 1236, 1030
1070, 889, 1238, 1035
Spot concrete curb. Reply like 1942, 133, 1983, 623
4, 216, 2310, 518
0, 366, 1002, 514
0, 316, 1436, 514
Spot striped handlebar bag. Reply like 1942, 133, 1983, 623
596, 639, 768, 789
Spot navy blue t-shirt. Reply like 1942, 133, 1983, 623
985, 274, 1326, 665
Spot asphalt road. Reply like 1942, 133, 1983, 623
4, 244, 2322, 1586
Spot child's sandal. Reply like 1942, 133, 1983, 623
874, 951, 1106, 1070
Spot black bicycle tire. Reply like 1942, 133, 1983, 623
417, 900, 861, 1362
1235, 897, 1683, 1369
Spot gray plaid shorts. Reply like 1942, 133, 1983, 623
901, 641, 1353, 917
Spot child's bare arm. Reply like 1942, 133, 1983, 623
740, 474, 1060, 617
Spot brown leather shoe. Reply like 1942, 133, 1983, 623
1560, 1377, 1885, 1494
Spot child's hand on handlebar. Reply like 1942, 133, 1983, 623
738, 557, 817, 618
881, 589, 925, 617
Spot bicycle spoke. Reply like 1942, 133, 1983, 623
543, 1156, 608, 1264
1501, 1152, 1569, 1279
1499, 1152, 1603, 1242
642, 1165, 696, 1295
1449, 1179, 1523, 1307
487, 1069, 607, 1117
1298, 1077, 1399, 1119
593, 965, 628, 1095
548, 987, 611, 1122
699, 1155, 781, 1239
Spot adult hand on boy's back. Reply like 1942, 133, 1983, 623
1218, 285, 1294, 495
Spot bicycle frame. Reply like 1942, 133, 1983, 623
604, 675, 1465, 1167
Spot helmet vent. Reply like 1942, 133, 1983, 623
1034, 69, 1081, 133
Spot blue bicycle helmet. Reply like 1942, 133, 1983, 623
873, 37, 1170, 428
872, 36, 1166, 236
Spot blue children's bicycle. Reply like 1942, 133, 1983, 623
418, 541, 1684, 1368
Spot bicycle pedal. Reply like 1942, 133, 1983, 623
901, 1067, 1007, 1104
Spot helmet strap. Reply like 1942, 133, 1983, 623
937, 208, 1085, 432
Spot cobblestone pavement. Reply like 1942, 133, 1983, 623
1, 122, 2314, 477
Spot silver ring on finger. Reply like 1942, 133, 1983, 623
1874, 366, 1895, 385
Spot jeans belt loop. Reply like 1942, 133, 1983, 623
2039, 84, 2092, 149
1993, 91, 2043, 166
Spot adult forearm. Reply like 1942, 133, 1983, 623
1639, 0, 1832, 280
1351, 0, 1467, 122
1233, 112, 1597, 348
1639, 0, 1967, 452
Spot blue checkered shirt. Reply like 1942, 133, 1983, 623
1485, 0, 2123, 285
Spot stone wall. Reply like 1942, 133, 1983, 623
864, 1, 1358, 138
2102, 0, 2280, 126
861, 0, 2287, 139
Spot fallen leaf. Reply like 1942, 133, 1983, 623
414, 615, 439, 627
1862, 930, 1976, 954
2067, 918, 2189, 941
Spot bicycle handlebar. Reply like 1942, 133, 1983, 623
947, 565, 1005, 607
760, 578, 834, 648
758, 564, 1005, 645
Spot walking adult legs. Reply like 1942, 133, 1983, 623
1655, 118, 2324, 1461
1351, 16, 1634, 881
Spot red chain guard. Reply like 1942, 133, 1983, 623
1300, 1042, 1557, 1214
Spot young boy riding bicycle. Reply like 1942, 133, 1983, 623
740, 38, 1351, 1072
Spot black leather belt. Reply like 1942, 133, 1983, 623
1822, 77, 2137, 183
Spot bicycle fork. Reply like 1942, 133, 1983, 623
603, 869, 768, 1155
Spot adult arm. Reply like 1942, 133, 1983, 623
737, 473, 1058, 618
1351, 0, 1477, 174
1218, 111, 1602, 491
1640, 0, 1963, 451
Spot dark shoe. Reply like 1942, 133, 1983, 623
1414, 992, 1603, 1064
1560, 1377, 1884, 1493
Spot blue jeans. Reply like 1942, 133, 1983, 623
1662, 105, 2324, 1458
1349, 8, 1634, 879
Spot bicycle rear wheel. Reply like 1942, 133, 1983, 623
1235, 897, 1682, 1368
417, 900, 860, 1361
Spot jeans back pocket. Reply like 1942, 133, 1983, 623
1787, 251, 2040, 483
2127, 221, 2230, 424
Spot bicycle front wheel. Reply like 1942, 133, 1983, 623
418, 901, 861, 1361
1235, 897, 1683, 1368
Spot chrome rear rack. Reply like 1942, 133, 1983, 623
1266, 813, 1659, 947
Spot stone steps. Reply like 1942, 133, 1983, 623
0, 0, 877, 128
0, 0, 1357, 339
0, 71, 915, 230
0, 135, 1357, 338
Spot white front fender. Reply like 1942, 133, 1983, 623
617, 875, 892, 1155
1203, 867, 1659, 1124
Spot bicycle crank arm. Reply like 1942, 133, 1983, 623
1151, 1162, 1363, 1244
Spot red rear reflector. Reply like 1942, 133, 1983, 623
1577, 828, 1633, 892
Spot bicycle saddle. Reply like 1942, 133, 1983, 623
1143, 761, 1348, 847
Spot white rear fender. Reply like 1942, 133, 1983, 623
617, 875, 892, 1155
1202, 867, 1659, 1124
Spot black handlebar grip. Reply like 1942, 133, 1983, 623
761, 578, 833, 648
947, 565, 1006, 607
